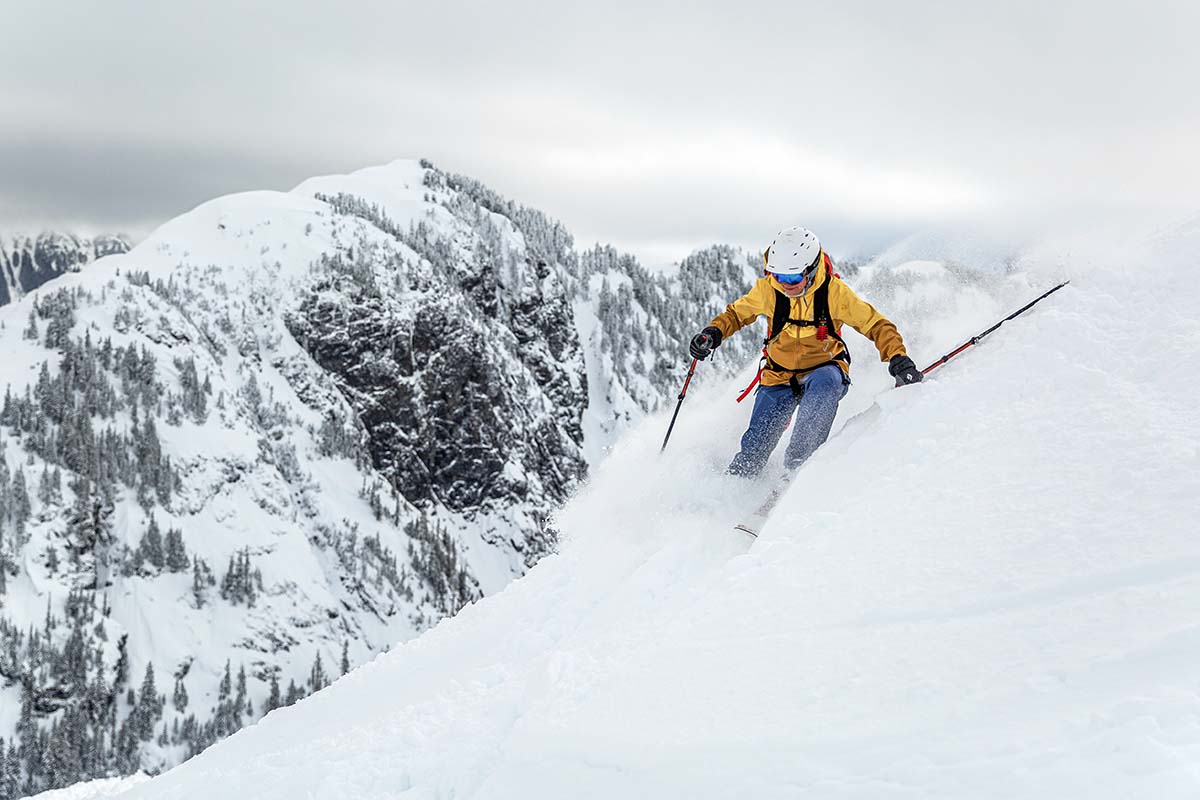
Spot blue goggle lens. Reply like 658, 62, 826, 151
773, 271, 808, 285
772, 265, 818, 285
768, 250, 821, 285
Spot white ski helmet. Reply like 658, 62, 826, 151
765, 226, 821, 274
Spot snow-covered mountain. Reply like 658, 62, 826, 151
1, 233, 131, 307
0, 160, 765, 795
39, 213, 1199, 800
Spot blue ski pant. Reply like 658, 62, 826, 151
728, 364, 850, 476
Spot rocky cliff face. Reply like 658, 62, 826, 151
0, 232, 131, 306
283, 189, 588, 565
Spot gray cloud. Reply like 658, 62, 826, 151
2, 0, 1197, 262
0, 133, 329, 235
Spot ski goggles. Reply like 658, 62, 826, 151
770, 258, 820, 285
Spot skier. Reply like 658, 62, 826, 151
689, 226, 923, 477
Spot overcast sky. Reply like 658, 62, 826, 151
2, 0, 1197, 265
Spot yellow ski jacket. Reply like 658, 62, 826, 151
707, 257, 907, 386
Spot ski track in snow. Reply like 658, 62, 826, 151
46, 218, 1200, 797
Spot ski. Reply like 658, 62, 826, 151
733, 472, 795, 540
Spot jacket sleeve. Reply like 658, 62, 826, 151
706, 280, 772, 340
831, 280, 907, 362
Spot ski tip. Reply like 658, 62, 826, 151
733, 524, 759, 539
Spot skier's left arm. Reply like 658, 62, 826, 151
831, 280, 906, 362
832, 281, 923, 385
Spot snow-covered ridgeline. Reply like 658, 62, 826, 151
81, 215, 1200, 799
0, 159, 765, 795
1, 178, 513, 794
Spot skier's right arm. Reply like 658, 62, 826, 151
705, 279, 773, 341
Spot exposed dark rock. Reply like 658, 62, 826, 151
0, 232, 132, 306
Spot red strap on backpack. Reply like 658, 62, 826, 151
735, 352, 766, 403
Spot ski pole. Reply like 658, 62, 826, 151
921, 280, 1070, 375
660, 358, 699, 453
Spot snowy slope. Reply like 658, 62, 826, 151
0, 159, 766, 794
28, 774, 149, 800
93, 220, 1200, 798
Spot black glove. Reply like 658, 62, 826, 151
889, 354, 923, 386
689, 326, 723, 360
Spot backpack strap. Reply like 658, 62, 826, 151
768, 289, 790, 346
734, 350, 767, 404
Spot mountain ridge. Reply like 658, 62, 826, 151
0, 159, 761, 795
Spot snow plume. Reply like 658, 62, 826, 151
76, 215, 1200, 800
